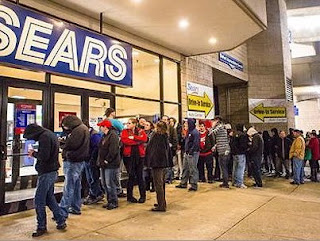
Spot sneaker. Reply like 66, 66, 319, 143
151, 207, 166, 212
175, 184, 187, 189
118, 192, 127, 198
127, 197, 138, 203
252, 183, 263, 188
56, 223, 67, 230
237, 184, 247, 189
83, 196, 98, 205
138, 198, 146, 203
290, 181, 299, 185
188, 187, 197, 191
68, 208, 81, 215
32, 229, 47, 237
106, 203, 118, 210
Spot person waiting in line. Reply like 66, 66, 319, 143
289, 129, 306, 185
276, 130, 292, 179
60, 115, 90, 218
247, 127, 263, 188
176, 120, 188, 180
82, 120, 104, 205
307, 132, 319, 182
146, 121, 173, 212
197, 120, 214, 183
176, 118, 200, 191
169, 117, 183, 181
97, 119, 121, 210
270, 128, 280, 177
121, 118, 148, 203
230, 124, 249, 188
138, 117, 146, 129
209, 116, 231, 188
24, 124, 67, 237
104, 108, 126, 198
262, 131, 272, 175
162, 115, 178, 184
144, 121, 155, 192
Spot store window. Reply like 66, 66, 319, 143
89, 97, 110, 131
164, 103, 179, 122
0, 65, 45, 82
163, 59, 179, 103
52, 75, 111, 92
116, 49, 160, 100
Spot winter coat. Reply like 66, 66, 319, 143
23, 124, 59, 176
121, 128, 147, 157
276, 137, 292, 160
168, 125, 178, 154
308, 137, 319, 161
289, 136, 305, 160
61, 115, 90, 162
97, 128, 120, 169
248, 133, 263, 162
88, 128, 102, 166
145, 133, 173, 168
230, 131, 249, 155
199, 131, 214, 156
185, 119, 200, 154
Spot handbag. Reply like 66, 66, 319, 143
304, 148, 312, 161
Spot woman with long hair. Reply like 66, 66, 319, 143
121, 118, 147, 203
146, 121, 172, 212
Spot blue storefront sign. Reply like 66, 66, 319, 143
294, 105, 299, 116
0, 1, 132, 87
219, 52, 244, 72
15, 103, 36, 134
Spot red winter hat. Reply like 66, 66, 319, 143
97, 119, 112, 128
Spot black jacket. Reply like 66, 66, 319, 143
146, 133, 173, 168
276, 137, 292, 160
61, 115, 90, 162
97, 128, 120, 169
169, 125, 178, 154
230, 131, 249, 155
23, 124, 59, 176
248, 133, 263, 161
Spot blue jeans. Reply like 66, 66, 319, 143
60, 161, 84, 218
35, 171, 65, 230
84, 161, 103, 199
293, 157, 304, 184
180, 152, 200, 189
101, 168, 119, 205
233, 154, 246, 186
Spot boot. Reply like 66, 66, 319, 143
313, 168, 319, 182
311, 168, 317, 182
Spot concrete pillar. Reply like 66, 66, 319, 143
247, 0, 294, 132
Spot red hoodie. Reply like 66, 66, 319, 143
308, 137, 320, 161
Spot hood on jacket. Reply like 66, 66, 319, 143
247, 127, 258, 137
23, 124, 45, 141
236, 124, 244, 132
61, 115, 82, 130
187, 118, 196, 132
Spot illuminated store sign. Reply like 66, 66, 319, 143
0, 1, 132, 87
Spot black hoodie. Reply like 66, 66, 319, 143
23, 124, 60, 175
61, 115, 90, 162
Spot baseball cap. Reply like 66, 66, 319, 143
97, 119, 112, 128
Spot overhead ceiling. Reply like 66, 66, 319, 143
50, 0, 265, 56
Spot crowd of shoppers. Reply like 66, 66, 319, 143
24, 111, 320, 237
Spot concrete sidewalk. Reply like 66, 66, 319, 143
0, 177, 319, 240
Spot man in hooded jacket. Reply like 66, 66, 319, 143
24, 124, 66, 237
60, 115, 90, 218
176, 118, 200, 191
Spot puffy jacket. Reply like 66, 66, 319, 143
97, 128, 120, 169
61, 115, 90, 162
23, 124, 59, 175
121, 128, 147, 157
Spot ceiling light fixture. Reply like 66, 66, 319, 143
209, 37, 217, 45
179, 19, 189, 29
131, 0, 142, 4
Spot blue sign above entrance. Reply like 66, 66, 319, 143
219, 52, 244, 72
0, 1, 132, 87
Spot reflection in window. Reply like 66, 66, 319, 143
117, 49, 160, 99
163, 59, 178, 102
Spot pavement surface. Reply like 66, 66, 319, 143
0, 177, 319, 240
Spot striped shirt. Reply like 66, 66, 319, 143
209, 124, 230, 156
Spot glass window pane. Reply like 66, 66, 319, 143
116, 97, 160, 121
163, 59, 178, 102
89, 97, 110, 131
117, 49, 160, 99
0, 65, 45, 82
52, 75, 111, 92
164, 103, 179, 122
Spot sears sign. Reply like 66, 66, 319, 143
0, 1, 132, 87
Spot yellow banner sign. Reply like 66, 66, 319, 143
188, 92, 213, 117
250, 103, 286, 121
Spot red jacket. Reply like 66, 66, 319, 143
308, 137, 320, 161
121, 128, 147, 157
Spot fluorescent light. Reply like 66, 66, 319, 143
179, 19, 189, 29
11, 95, 26, 99
209, 37, 217, 45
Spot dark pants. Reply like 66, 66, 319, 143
35, 171, 65, 230
214, 152, 221, 179
84, 161, 103, 199
197, 154, 213, 181
250, 156, 262, 187
101, 168, 119, 205
219, 154, 229, 186
123, 156, 146, 200
144, 167, 154, 191
152, 168, 166, 210
276, 157, 290, 176
310, 160, 318, 181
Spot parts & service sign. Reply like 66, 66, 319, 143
249, 99, 287, 123
0, 1, 132, 87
